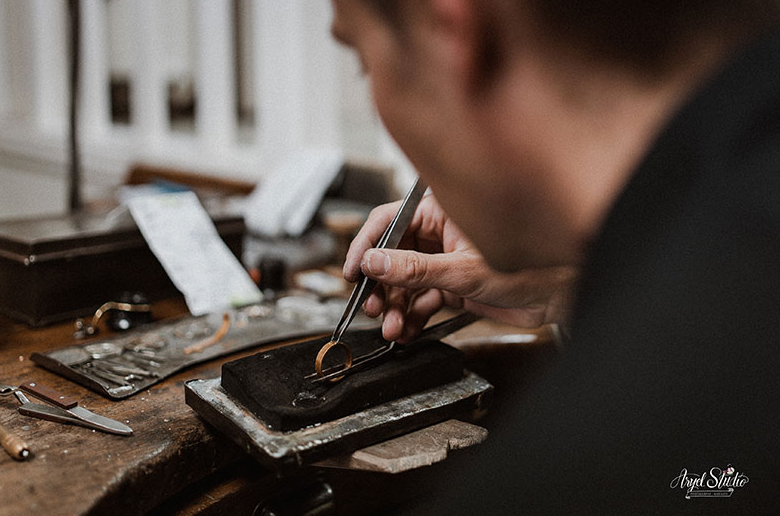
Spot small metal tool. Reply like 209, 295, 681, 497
73, 299, 152, 339
13, 382, 133, 436
308, 312, 482, 383
309, 341, 395, 383
79, 363, 133, 386
95, 359, 159, 378
315, 177, 428, 380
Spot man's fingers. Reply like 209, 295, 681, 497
381, 286, 411, 341
363, 286, 385, 318
361, 248, 483, 297
343, 195, 445, 282
398, 289, 444, 344
343, 201, 401, 282
442, 291, 464, 309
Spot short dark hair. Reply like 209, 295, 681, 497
363, 0, 780, 76
528, 0, 780, 74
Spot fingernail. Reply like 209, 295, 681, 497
363, 250, 390, 276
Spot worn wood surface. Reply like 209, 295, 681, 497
315, 419, 488, 474
0, 299, 257, 516
0, 300, 557, 516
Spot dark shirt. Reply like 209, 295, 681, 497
404, 28, 780, 515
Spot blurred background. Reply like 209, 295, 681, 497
0, 0, 413, 220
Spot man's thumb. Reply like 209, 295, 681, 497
360, 248, 478, 295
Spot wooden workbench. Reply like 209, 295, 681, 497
0, 299, 558, 516
0, 299, 246, 515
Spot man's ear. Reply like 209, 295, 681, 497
424, 0, 505, 96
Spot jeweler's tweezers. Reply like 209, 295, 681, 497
330, 177, 428, 345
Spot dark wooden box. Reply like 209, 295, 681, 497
0, 211, 245, 327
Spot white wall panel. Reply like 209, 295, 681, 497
30, 0, 68, 134
0, 168, 65, 219
80, 0, 110, 140
0, 1, 400, 219
195, 0, 236, 150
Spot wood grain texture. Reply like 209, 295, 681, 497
0, 298, 250, 516
19, 382, 78, 409
315, 419, 488, 474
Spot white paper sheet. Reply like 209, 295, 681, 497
127, 191, 262, 316
243, 147, 345, 237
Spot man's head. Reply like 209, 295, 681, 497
332, 0, 780, 271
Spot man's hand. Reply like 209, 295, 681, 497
343, 194, 577, 342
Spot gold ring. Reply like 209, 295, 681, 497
314, 340, 353, 382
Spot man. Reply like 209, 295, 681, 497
332, 0, 780, 513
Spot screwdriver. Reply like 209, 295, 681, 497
0, 420, 30, 460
